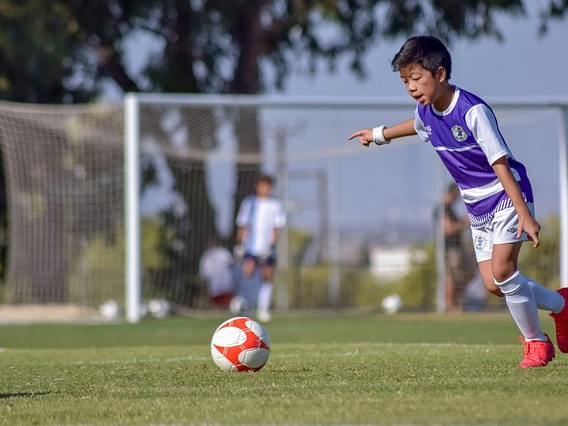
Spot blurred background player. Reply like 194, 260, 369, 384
235, 175, 286, 322
442, 182, 473, 312
199, 240, 235, 309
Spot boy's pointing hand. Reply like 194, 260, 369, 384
348, 129, 372, 147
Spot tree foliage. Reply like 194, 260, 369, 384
0, 0, 565, 102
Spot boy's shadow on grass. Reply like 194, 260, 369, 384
0, 391, 51, 399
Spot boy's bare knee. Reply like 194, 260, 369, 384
492, 265, 517, 284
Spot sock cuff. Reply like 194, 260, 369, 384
494, 270, 520, 286
495, 270, 526, 296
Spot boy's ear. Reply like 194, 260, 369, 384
437, 66, 447, 82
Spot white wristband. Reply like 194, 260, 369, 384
372, 125, 390, 145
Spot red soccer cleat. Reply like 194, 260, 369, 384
549, 288, 568, 353
518, 334, 555, 368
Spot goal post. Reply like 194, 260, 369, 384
559, 104, 568, 291
124, 94, 142, 323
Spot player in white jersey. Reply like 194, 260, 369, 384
348, 35, 568, 368
236, 175, 286, 322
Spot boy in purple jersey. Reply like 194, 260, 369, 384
348, 35, 568, 368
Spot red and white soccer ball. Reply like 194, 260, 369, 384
210, 316, 271, 372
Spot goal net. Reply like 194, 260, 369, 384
0, 102, 125, 318
0, 96, 565, 321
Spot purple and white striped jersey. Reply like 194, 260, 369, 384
414, 87, 533, 227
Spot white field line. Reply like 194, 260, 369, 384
0, 342, 510, 366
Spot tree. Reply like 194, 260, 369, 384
0, 0, 566, 303
1, 1, 566, 103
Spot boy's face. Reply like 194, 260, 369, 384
255, 181, 272, 197
399, 64, 447, 107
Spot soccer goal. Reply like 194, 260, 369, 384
0, 95, 565, 322
123, 93, 568, 321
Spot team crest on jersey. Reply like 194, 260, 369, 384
474, 235, 489, 251
451, 125, 468, 142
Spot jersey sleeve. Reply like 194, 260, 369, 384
414, 107, 430, 143
465, 104, 510, 165
273, 201, 286, 229
235, 196, 252, 227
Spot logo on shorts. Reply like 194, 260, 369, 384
507, 227, 517, 233
474, 235, 489, 251
452, 125, 468, 142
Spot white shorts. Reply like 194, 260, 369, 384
470, 204, 534, 263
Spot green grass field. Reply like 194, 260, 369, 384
1, 312, 568, 425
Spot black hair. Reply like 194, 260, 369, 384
257, 174, 274, 186
391, 35, 452, 80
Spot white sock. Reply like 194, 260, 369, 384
496, 271, 546, 341
523, 274, 565, 313
257, 283, 273, 312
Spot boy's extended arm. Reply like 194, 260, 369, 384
348, 119, 416, 147
492, 156, 540, 248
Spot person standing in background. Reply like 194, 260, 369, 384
442, 183, 472, 312
235, 175, 286, 322
199, 241, 235, 309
